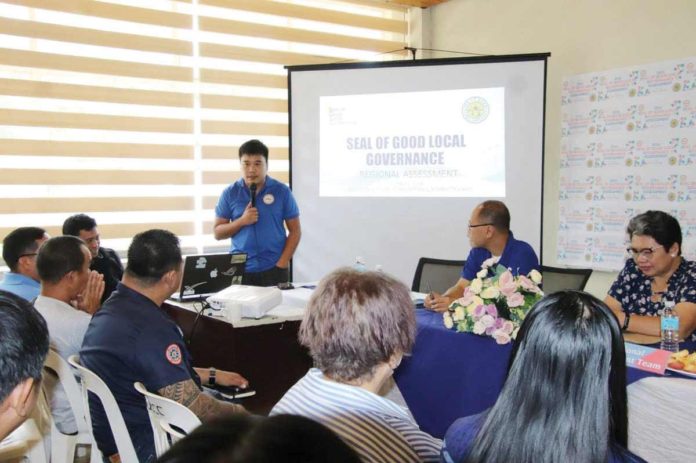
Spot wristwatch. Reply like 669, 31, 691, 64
208, 367, 216, 386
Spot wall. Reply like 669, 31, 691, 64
425, 0, 696, 297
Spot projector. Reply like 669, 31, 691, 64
207, 285, 282, 319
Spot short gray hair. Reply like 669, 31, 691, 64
627, 210, 682, 255
299, 268, 416, 382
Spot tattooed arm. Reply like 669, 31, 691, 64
158, 379, 245, 421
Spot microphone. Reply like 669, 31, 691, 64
250, 183, 257, 208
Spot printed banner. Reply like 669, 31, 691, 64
558, 57, 696, 270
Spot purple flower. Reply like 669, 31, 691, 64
485, 304, 498, 318
473, 304, 486, 318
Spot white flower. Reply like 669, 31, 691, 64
480, 314, 495, 328
469, 278, 483, 294
480, 286, 500, 299
482, 256, 500, 269
473, 320, 486, 334
453, 306, 465, 321
476, 268, 488, 279
443, 313, 454, 329
529, 269, 543, 284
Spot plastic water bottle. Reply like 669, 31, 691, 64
353, 256, 367, 272
660, 300, 679, 352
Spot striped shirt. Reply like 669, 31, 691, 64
271, 368, 441, 462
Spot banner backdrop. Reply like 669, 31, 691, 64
558, 57, 696, 271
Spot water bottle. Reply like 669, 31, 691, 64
353, 256, 367, 272
660, 300, 679, 352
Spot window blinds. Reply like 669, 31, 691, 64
0, 0, 407, 256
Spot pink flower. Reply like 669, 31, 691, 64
459, 288, 474, 306
506, 292, 525, 308
473, 304, 486, 318
498, 270, 517, 297
518, 275, 539, 292
492, 329, 512, 344
501, 320, 514, 334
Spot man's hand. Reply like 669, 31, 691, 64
240, 202, 258, 226
216, 370, 249, 389
76, 271, 105, 315
424, 292, 452, 312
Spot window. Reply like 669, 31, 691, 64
0, 0, 407, 257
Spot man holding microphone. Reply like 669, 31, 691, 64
213, 139, 301, 286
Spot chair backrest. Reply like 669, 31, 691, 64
133, 382, 201, 456
539, 265, 592, 294
67, 355, 138, 463
412, 257, 466, 293
43, 350, 90, 434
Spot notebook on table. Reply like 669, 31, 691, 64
172, 253, 247, 301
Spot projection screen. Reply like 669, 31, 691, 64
288, 54, 549, 285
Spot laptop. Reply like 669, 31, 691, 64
173, 253, 247, 301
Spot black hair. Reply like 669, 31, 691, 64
627, 210, 682, 256
465, 291, 628, 463
0, 290, 49, 402
36, 236, 88, 284
477, 200, 510, 232
126, 229, 182, 286
2, 227, 47, 272
62, 214, 97, 237
157, 414, 361, 463
238, 139, 269, 163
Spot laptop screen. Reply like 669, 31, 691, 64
177, 253, 247, 300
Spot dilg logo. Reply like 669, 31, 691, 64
462, 96, 490, 124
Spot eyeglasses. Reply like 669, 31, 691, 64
18, 252, 38, 258
468, 223, 493, 229
626, 246, 660, 259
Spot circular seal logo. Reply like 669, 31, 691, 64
165, 344, 182, 365
462, 97, 490, 124
263, 193, 274, 205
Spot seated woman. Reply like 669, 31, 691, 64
271, 268, 442, 463
156, 414, 360, 463
604, 210, 696, 341
441, 291, 646, 463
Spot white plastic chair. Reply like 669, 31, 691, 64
133, 382, 201, 456
43, 350, 101, 463
67, 355, 138, 463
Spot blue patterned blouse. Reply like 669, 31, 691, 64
608, 258, 696, 341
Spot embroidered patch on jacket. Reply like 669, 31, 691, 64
166, 344, 182, 365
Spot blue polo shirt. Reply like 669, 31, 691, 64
461, 232, 540, 280
0, 272, 40, 302
80, 283, 199, 461
215, 176, 300, 273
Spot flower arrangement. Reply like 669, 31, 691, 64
443, 257, 544, 344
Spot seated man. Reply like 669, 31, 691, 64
0, 290, 49, 440
81, 229, 248, 463
425, 200, 539, 312
35, 236, 104, 434
0, 227, 49, 301
63, 214, 124, 303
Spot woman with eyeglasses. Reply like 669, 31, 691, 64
604, 210, 696, 341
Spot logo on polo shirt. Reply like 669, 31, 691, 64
166, 344, 182, 365
263, 193, 274, 205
